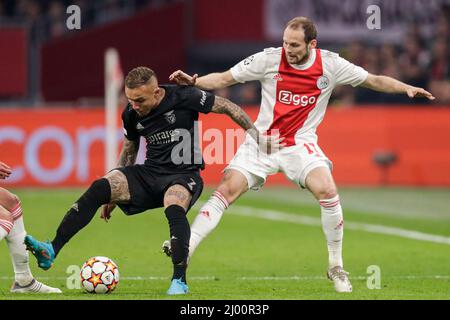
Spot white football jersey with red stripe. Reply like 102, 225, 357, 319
230, 47, 368, 146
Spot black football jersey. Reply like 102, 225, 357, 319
121, 85, 215, 174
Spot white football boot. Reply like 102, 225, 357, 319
162, 240, 191, 265
327, 266, 352, 293
10, 279, 62, 293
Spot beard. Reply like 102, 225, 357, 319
297, 49, 310, 65
286, 46, 311, 65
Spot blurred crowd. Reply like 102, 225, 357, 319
0, 0, 178, 41
0, 0, 448, 106
334, 15, 450, 106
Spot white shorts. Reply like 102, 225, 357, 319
226, 135, 332, 190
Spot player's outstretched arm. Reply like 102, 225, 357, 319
211, 96, 285, 154
169, 70, 237, 90
361, 74, 435, 100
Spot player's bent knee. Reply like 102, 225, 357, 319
91, 178, 109, 189
84, 178, 113, 204
0, 190, 20, 212
217, 171, 247, 204
104, 169, 127, 185
164, 196, 189, 210
164, 185, 191, 210
104, 170, 130, 202
215, 184, 237, 204
0, 205, 13, 222
317, 187, 338, 200
10, 193, 20, 207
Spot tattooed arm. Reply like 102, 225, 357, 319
211, 96, 257, 134
211, 96, 285, 153
117, 138, 139, 167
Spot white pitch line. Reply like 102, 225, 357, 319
0, 275, 448, 281
230, 205, 450, 245
239, 275, 450, 280
0, 276, 215, 281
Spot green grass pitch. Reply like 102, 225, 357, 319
0, 187, 449, 300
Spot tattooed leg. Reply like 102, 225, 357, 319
100, 138, 138, 221
164, 184, 192, 211
104, 170, 131, 203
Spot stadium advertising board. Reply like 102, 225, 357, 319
1, 107, 449, 187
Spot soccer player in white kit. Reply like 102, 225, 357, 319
0, 161, 61, 293
168, 17, 435, 292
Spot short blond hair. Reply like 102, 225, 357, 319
125, 67, 156, 89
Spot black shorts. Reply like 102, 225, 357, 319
114, 165, 203, 216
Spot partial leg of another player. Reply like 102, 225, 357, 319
25, 170, 128, 270
305, 166, 352, 293
0, 188, 61, 293
162, 169, 248, 259
163, 184, 193, 295
175, 169, 248, 261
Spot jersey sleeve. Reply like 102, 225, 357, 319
230, 51, 267, 83
333, 55, 369, 87
180, 86, 215, 114
121, 107, 140, 141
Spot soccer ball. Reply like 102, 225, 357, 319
80, 256, 119, 294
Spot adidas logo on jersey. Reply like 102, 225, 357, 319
136, 123, 144, 130
273, 73, 283, 81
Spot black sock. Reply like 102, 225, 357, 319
52, 178, 111, 256
165, 205, 190, 283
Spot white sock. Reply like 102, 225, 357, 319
189, 191, 229, 258
319, 195, 344, 268
6, 204, 33, 286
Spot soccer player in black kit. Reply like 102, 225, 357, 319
24, 67, 281, 295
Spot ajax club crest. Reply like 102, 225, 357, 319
317, 75, 330, 90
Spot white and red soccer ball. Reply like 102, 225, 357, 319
80, 256, 119, 294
